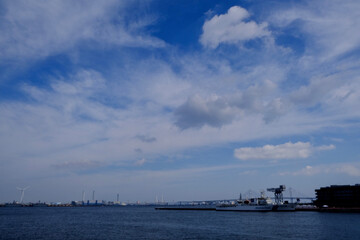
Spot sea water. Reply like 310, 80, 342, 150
1, 206, 359, 239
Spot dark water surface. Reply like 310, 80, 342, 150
1, 206, 360, 239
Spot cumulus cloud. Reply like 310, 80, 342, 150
234, 142, 335, 160
174, 80, 282, 129
263, 98, 287, 123
200, 6, 270, 48
174, 95, 237, 129
230, 79, 277, 112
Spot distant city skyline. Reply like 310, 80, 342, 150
1, 0, 360, 203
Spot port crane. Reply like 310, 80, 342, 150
267, 185, 286, 204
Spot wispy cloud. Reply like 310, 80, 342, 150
136, 135, 157, 143
269, 0, 360, 61
234, 142, 335, 160
0, 0, 164, 61
279, 162, 360, 177
53, 160, 104, 170
135, 158, 146, 166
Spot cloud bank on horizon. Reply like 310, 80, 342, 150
0, 0, 360, 202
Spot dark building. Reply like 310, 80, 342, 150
314, 184, 360, 208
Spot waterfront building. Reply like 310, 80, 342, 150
314, 184, 360, 208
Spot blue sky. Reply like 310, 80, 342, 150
1, 0, 360, 203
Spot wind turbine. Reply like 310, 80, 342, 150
17, 186, 30, 203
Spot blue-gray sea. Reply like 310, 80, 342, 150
1, 206, 360, 239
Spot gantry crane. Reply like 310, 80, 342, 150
267, 185, 286, 204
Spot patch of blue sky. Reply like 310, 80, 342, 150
275, 33, 306, 56
300, 129, 360, 164
0, 82, 29, 102
0, 54, 72, 98
149, 0, 240, 49
333, 47, 360, 66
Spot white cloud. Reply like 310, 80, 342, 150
287, 165, 322, 176
234, 142, 335, 160
174, 79, 281, 129
287, 66, 360, 121
270, 0, 360, 61
289, 74, 343, 107
280, 163, 360, 177
0, 0, 164, 61
136, 135, 157, 143
135, 158, 146, 166
200, 6, 270, 48
22, 70, 112, 123
263, 98, 287, 123
316, 144, 336, 151
337, 164, 360, 177
174, 95, 237, 129
127, 61, 191, 107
